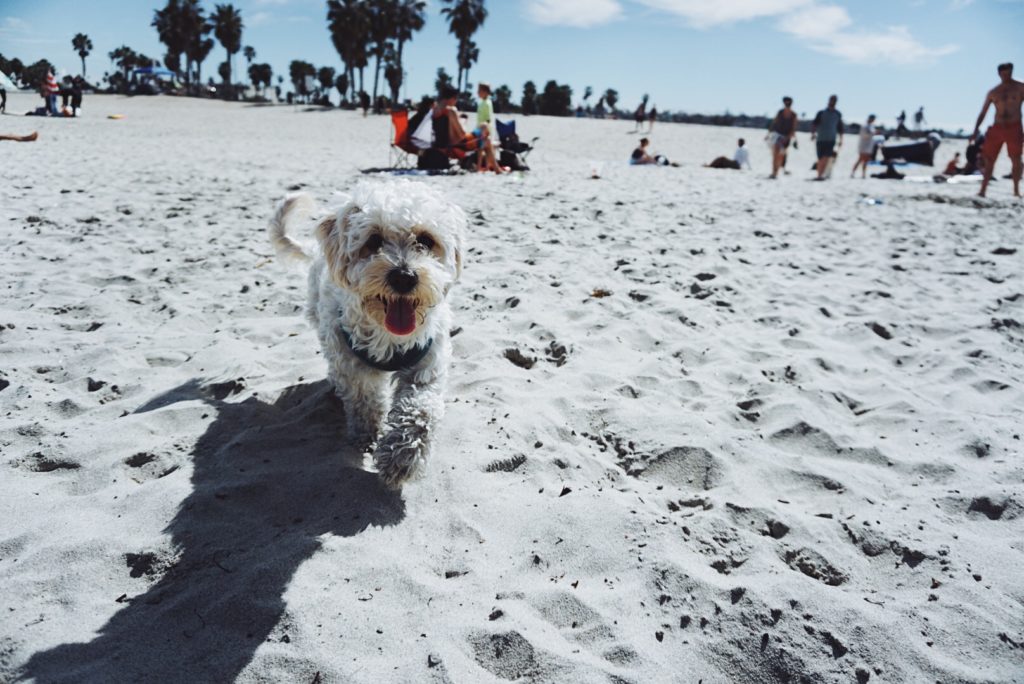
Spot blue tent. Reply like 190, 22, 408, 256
131, 67, 176, 79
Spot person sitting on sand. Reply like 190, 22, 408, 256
631, 137, 677, 166
432, 84, 503, 173
706, 138, 751, 169
632, 137, 655, 164
943, 152, 962, 176
0, 131, 39, 142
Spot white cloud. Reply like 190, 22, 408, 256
1, 16, 30, 33
777, 4, 850, 38
525, 0, 623, 28
249, 11, 273, 26
635, 0, 812, 28
779, 4, 957, 64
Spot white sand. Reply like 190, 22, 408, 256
1, 92, 1023, 683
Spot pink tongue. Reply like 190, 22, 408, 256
385, 299, 416, 336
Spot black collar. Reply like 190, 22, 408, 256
341, 328, 433, 372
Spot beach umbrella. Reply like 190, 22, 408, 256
0, 71, 17, 90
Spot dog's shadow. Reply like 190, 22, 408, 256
21, 379, 404, 683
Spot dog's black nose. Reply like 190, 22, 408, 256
387, 267, 418, 294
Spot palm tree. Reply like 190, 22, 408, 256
327, 0, 370, 102
243, 45, 255, 65
456, 39, 478, 95
153, 0, 212, 88
366, 0, 393, 112
109, 46, 138, 82
603, 88, 618, 113
189, 35, 215, 86
440, 0, 486, 94
72, 33, 93, 78
212, 4, 243, 92
391, 0, 425, 102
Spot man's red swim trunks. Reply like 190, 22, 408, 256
983, 122, 1024, 159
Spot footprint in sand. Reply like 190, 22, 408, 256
467, 630, 541, 681
771, 422, 893, 467
123, 452, 180, 483
15, 451, 80, 473
782, 548, 848, 586
636, 446, 722, 491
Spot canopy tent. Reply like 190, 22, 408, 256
131, 67, 177, 79
0, 71, 17, 90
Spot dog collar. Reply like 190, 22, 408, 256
341, 328, 433, 372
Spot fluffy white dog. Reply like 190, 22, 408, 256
268, 181, 466, 487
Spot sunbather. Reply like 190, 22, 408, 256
0, 131, 39, 142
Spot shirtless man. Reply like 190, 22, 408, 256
971, 62, 1024, 198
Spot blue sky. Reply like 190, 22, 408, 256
1, 0, 1020, 129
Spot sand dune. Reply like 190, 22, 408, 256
1, 93, 1022, 683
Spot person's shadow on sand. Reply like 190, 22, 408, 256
21, 379, 404, 683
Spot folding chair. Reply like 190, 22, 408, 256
389, 108, 416, 169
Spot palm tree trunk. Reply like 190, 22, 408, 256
81, 56, 86, 78
372, 51, 381, 112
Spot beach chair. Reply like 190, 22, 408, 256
495, 119, 538, 170
389, 108, 417, 169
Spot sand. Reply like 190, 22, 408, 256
1, 92, 1023, 683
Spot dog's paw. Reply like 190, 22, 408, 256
373, 429, 427, 489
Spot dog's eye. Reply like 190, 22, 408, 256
415, 234, 435, 251
361, 234, 383, 256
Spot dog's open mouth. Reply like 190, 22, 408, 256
380, 296, 418, 336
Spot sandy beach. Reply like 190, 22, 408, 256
1, 92, 1023, 683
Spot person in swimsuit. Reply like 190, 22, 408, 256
766, 96, 798, 179
970, 62, 1024, 197
851, 114, 878, 178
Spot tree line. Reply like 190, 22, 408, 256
1, 0, 621, 119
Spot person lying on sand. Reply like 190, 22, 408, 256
706, 138, 750, 169
0, 131, 38, 142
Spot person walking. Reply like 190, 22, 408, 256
914, 106, 926, 130
648, 106, 657, 133
896, 110, 907, 137
633, 100, 646, 132
970, 62, 1023, 198
851, 114, 878, 178
765, 96, 798, 179
810, 94, 844, 180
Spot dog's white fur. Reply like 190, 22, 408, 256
269, 180, 466, 487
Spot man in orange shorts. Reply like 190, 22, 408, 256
970, 62, 1023, 198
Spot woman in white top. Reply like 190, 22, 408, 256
851, 114, 878, 178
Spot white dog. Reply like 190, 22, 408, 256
268, 181, 466, 487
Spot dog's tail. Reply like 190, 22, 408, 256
268, 193, 317, 262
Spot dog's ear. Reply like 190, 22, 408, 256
316, 207, 356, 288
